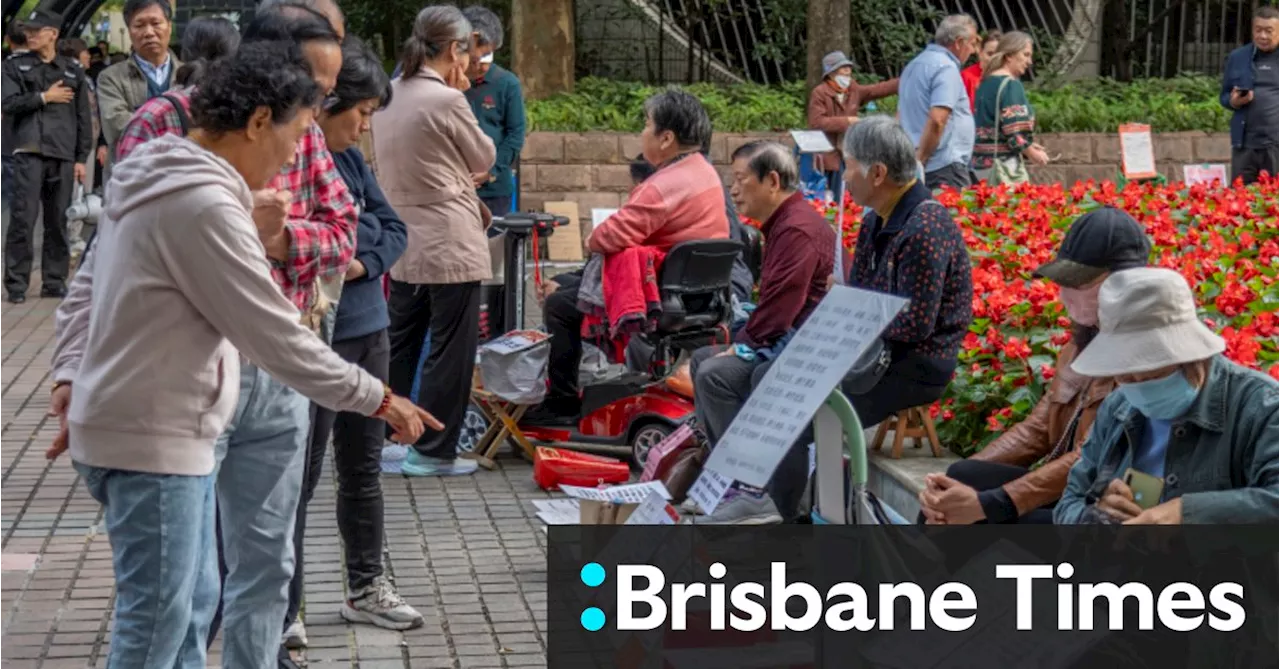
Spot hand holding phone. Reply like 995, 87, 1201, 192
1123, 468, 1164, 510
1231, 87, 1255, 109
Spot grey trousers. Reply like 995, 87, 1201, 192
690, 345, 761, 446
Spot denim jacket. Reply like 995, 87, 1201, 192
1055, 355, 1278, 525
1220, 44, 1259, 148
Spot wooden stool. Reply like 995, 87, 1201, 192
870, 405, 943, 459
466, 389, 538, 470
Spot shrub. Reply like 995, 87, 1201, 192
526, 76, 1231, 134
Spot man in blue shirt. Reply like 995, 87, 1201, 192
462, 5, 525, 217
897, 14, 978, 190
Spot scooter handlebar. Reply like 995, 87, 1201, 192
490, 211, 570, 233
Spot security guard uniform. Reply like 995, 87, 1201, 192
0, 10, 92, 301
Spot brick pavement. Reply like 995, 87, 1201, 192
2, 297, 552, 668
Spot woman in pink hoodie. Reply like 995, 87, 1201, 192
46, 43, 437, 669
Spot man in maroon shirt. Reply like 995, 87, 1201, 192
689, 141, 835, 524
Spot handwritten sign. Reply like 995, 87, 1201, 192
639, 423, 694, 483
687, 466, 735, 515
700, 286, 907, 490
1119, 123, 1158, 180
789, 129, 835, 154
623, 492, 680, 525
1183, 163, 1228, 187
559, 481, 672, 504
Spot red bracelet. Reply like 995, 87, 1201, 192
373, 386, 392, 417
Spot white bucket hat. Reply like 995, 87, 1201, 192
1070, 267, 1225, 377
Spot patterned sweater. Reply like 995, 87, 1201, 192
847, 181, 973, 383
971, 74, 1037, 170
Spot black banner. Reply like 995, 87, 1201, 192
547, 525, 1278, 669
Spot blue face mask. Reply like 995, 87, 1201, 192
1118, 370, 1200, 420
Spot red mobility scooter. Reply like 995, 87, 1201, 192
460, 211, 755, 469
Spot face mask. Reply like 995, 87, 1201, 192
1059, 283, 1101, 326
1119, 370, 1200, 420
834, 75, 852, 90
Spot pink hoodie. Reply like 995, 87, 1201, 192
52, 134, 384, 476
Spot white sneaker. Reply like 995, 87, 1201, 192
282, 619, 308, 649
340, 577, 425, 630
698, 489, 782, 525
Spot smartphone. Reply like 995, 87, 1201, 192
1123, 468, 1164, 510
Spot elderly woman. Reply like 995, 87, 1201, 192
284, 38, 417, 648
970, 31, 1049, 183
806, 50, 898, 187
527, 89, 729, 425
373, 5, 495, 478
47, 42, 432, 669
1055, 268, 1278, 525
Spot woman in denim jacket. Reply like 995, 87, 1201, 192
1055, 268, 1278, 525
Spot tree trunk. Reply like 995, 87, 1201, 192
806, 0, 850, 90
512, 0, 575, 100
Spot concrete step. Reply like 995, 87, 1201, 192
863, 427, 960, 521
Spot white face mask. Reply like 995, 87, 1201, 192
834, 75, 852, 90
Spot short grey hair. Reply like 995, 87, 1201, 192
842, 116, 918, 184
731, 141, 799, 191
463, 6, 504, 50
935, 14, 977, 46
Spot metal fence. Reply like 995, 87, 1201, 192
575, 0, 1264, 84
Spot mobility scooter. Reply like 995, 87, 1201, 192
461, 211, 759, 469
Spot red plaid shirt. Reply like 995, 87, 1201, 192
114, 87, 357, 311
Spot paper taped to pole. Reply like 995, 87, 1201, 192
687, 286, 907, 513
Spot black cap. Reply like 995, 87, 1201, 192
23, 10, 62, 30
1033, 207, 1151, 288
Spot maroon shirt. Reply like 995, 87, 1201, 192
735, 192, 835, 349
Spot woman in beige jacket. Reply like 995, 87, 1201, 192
373, 5, 496, 477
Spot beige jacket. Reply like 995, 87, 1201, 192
53, 134, 384, 476
96, 51, 180, 180
372, 67, 496, 285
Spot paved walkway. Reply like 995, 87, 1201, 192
1, 297, 552, 668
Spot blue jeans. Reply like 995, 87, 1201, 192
213, 362, 310, 668
75, 463, 218, 669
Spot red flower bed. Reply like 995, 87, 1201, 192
755, 177, 1279, 455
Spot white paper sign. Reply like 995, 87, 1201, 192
1119, 124, 1157, 178
480, 332, 541, 355
687, 466, 734, 514
789, 129, 835, 154
559, 480, 671, 504
591, 208, 618, 230
1183, 163, 1228, 186
623, 491, 680, 525
531, 499, 581, 526
700, 286, 907, 488
639, 423, 694, 482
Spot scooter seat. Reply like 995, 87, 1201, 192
662, 360, 694, 399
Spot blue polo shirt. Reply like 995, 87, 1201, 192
897, 44, 975, 173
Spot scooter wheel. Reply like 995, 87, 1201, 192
629, 422, 673, 471
456, 403, 491, 456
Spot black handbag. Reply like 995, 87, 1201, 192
839, 337, 891, 396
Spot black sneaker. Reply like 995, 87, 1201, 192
522, 404, 579, 427
41, 286, 66, 299
6, 292, 25, 304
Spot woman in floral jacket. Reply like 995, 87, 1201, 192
970, 31, 1050, 183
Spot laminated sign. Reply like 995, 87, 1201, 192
688, 286, 906, 513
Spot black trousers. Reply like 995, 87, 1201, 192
762, 357, 950, 522
286, 329, 391, 626
1231, 145, 1278, 185
913, 459, 1056, 524
543, 277, 585, 410
5, 153, 73, 295
924, 162, 972, 191
387, 280, 481, 458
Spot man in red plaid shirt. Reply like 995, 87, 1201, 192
52, 4, 358, 668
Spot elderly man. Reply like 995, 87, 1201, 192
462, 5, 525, 218
529, 89, 729, 425
1055, 268, 1277, 525
688, 141, 835, 525
1221, 5, 1278, 185
898, 14, 979, 190
96, 0, 178, 181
